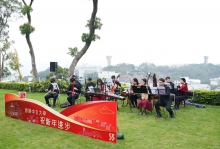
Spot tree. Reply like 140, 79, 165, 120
68, 0, 102, 77
0, 0, 22, 39
84, 72, 98, 80
1, 66, 11, 78
19, 0, 39, 81
46, 66, 69, 80
0, 37, 13, 81
0, 0, 21, 81
8, 48, 23, 81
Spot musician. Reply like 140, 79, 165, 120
84, 77, 96, 101
110, 75, 121, 95
67, 78, 80, 106
92, 78, 106, 101
174, 78, 188, 109
165, 77, 175, 94
44, 78, 60, 108
72, 75, 82, 93
137, 78, 152, 115
130, 78, 140, 108
154, 78, 175, 118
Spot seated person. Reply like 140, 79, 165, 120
92, 78, 106, 101
84, 77, 96, 101
130, 78, 139, 108
110, 75, 121, 95
154, 78, 174, 118
67, 78, 81, 106
137, 78, 152, 115
44, 78, 60, 107
165, 77, 175, 94
174, 78, 188, 109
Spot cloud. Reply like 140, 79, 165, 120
100, 106, 114, 114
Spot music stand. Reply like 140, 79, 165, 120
131, 86, 147, 93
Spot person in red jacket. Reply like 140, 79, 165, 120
174, 78, 188, 109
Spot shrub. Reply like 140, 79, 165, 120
0, 80, 70, 93
193, 90, 220, 105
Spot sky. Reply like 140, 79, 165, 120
4, 0, 220, 76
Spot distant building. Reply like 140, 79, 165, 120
188, 84, 210, 90
204, 56, 209, 65
106, 56, 112, 66
1, 75, 19, 82
98, 71, 119, 81
210, 77, 220, 85
74, 64, 102, 81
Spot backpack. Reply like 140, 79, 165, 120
60, 102, 70, 108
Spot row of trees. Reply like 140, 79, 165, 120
0, 0, 101, 82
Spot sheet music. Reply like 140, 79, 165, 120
150, 86, 166, 95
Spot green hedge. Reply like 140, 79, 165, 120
1, 82, 220, 105
193, 90, 220, 105
0, 80, 70, 93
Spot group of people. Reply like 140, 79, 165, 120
44, 75, 189, 119
44, 75, 82, 107
44, 75, 121, 107
128, 76, 189, 118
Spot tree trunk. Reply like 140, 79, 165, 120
0, 49, 2, 81
25, 34, 39, 81
0, 54, 5, 82
68, 0, 98, 77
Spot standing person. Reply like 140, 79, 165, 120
174, 78, 188, 109
84, 77, 96, 101
137, 78, 152, 115
165, 77, 175, 94
67, 78, 80, 106
154, 78, 175, 118
44, 78, 60, 108
130, 78, 140, 108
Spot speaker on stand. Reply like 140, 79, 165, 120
50, 62, 58, 78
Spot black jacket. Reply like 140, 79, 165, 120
159, 85, 171, 101
169, 82, 175, 94
85, 82, 96, 90
67, 84, 81, 96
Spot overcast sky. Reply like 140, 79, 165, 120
5, 0, 220, 76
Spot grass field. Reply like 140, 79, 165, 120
0, 89, 220, 149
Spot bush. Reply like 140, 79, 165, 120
193, 90, 220, 105
0, 80, 70, 93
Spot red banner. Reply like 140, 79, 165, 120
5, 93, 117, 143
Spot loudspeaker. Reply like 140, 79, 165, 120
50, 62, 58, 72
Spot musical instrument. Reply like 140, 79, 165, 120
86, 92, 125, 100
110, 74, 120, 93
153, 73, 157, 87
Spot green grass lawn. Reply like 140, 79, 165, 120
0, 89, 220, 149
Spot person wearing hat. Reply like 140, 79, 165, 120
44, 78, 60, 108
84, 77, 96, 101
174, 78, 188, 109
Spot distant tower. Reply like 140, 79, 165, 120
106, 56, 112, 66
204, 56, 209, 65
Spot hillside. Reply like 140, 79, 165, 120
102, 63, 220, 84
